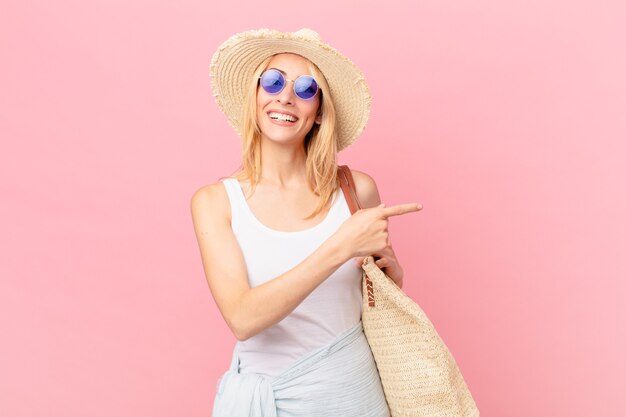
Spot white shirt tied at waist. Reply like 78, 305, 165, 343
212, 320, 390, 417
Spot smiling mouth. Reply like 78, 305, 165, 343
268, 111, 298, 123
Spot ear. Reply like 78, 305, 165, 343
315, 113, 322, 124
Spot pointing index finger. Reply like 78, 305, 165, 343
380, 203, 423, 218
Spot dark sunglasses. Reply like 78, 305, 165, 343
258, 68, 320, 100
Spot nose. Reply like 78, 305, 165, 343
276, 80, 296, 104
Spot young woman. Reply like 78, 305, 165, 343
192, 28, 421, 416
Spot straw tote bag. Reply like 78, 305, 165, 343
336, 164, 480, 417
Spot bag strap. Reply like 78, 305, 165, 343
337, 165, 361, 214
337, 165, 375, 307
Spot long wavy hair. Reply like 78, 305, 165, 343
222, 53, 341, 220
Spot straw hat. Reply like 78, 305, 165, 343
209, 28, 372, 152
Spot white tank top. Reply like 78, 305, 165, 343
220, 177, 362, 378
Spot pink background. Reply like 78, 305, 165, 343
2, 1, 625, 416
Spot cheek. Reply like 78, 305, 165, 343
256, 90, 275, 111
256, 95, 269, 115
306, 102, 321, 119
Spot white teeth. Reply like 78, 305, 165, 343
269, 112, 297, 122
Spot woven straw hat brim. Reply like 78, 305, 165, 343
209, 28, 372, 152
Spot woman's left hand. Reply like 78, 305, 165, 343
354, 244, 404, 288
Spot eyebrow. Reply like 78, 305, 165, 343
267, 67, 312, 78
268, 67, 287, 75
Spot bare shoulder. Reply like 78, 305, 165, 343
348, 168, 382, 209
190, 180, 231, 225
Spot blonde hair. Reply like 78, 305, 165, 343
222, 53, 341, 220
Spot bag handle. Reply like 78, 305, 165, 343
337, 165, 362, 214
337, 165, 376, 307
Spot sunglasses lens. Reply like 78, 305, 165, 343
260, 69, 284, 94
294, 76, 319, 100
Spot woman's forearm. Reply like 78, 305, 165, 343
230, 235, 352, 341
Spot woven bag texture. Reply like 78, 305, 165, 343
360, 256, 480, 417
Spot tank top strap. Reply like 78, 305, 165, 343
221, 178, 247, 232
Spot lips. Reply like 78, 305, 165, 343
267, 110, 299, 123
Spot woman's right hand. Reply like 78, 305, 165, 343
332, 202, 423, 259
